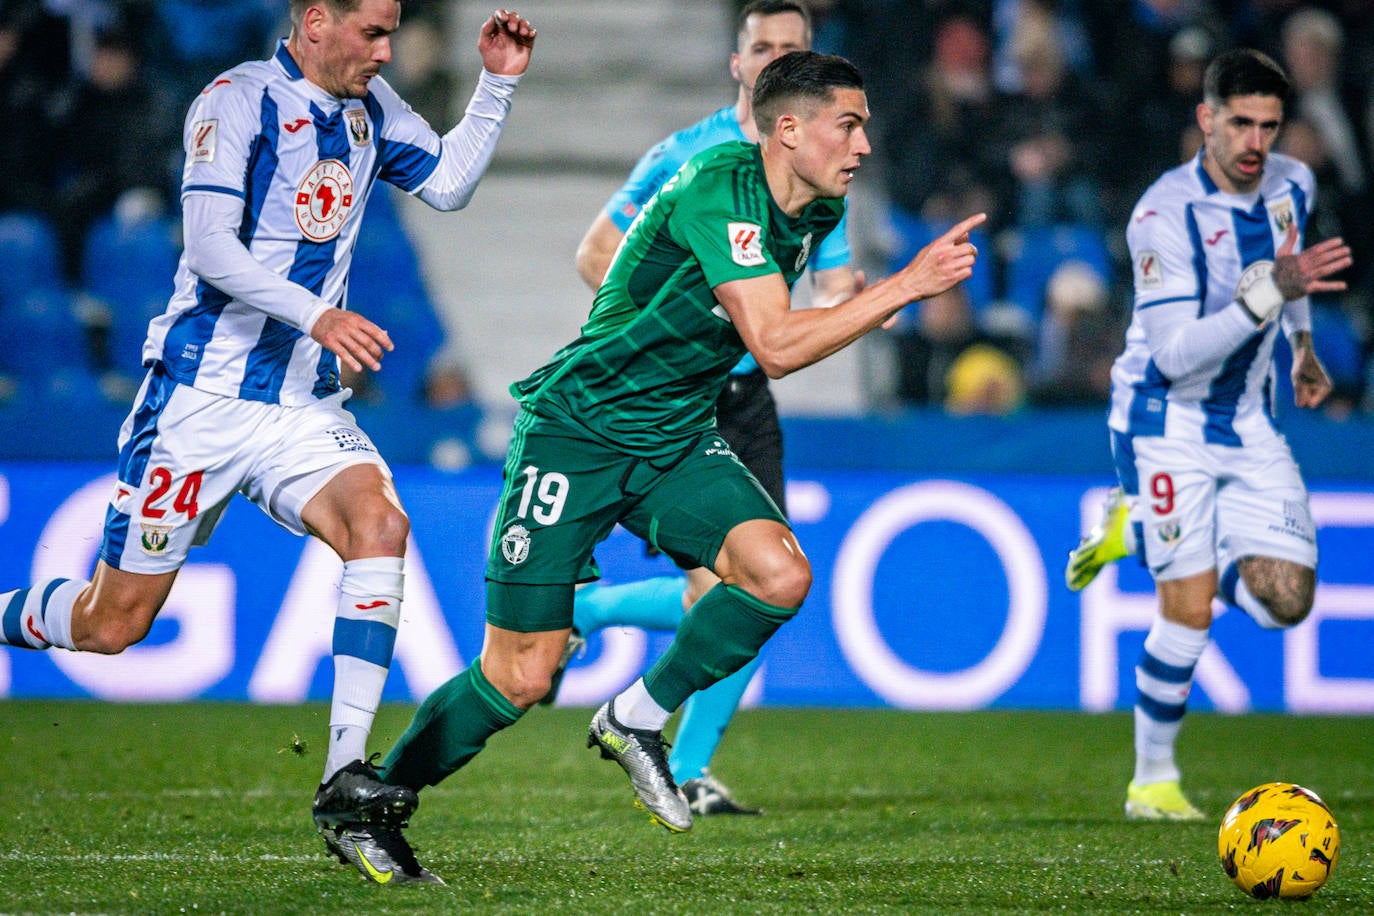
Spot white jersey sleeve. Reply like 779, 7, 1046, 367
415, 70, 521, 210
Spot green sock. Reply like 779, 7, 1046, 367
378, 657, 524, 789
642, 583, 796, 712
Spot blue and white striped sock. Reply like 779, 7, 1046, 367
326, 557, 403, 781
1133, 617, 1209, 785
0, 578, 84, 649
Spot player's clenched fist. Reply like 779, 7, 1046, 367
479, 9, 537, 75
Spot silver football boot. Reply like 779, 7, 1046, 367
587, 701, 692, 832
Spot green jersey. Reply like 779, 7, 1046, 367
512, 141, 843, 458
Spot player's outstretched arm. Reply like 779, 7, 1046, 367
717, 214, 984, 378
477, 9, 536, 76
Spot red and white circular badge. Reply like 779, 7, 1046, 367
295, 159, 354, 241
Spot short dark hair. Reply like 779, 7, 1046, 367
289, 0, 397, 29
752, 50, 864, 136
1203, 48, 1289, 108
737, 0, 813, 43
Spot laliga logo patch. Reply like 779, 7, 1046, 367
1135, 250, 1163, 289
728, 222, 765, 267
295, 159, 354, 242
345, 108, 371, 146
190, 119, 218, 164
501, 524, 531, 565
140, 523, 172, 555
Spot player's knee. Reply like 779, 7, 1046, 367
1258, 591, 1314, 628
1247, 566, 1316, 628
743, 551, 811, 610
488, 662, 552, 710
345, 504, 410, 557
372, 506, 410, 553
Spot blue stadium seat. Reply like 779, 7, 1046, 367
81, 211, 182, 370
886, 206, 996, 314
1002, 223, 1112, 319
0, 212, 63, 306
348, 190, 446, 402
2, 285, 85, 383
1310, 304, 1364, 393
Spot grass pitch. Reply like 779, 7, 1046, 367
1, 702, 1369, 914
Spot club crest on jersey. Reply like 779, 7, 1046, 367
501, 524, 531, 565
1135, 250, 1163, 289
728, 222, 765, 267
1154, 519, 1181, 545
1269, 198, 1294, 234
190, 119, 218, 164
295, 159, 354, 241
345, 108, 371, 146
139, 523, 172, 555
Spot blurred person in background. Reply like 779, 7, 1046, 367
892, 284, 984, 406
990, 16, 1113, 228
1026, 259, 1123, 406
50, 26, 173, 281
883, 13, 1005, 232
944, 341, 1024, 416
1130, 26, 1217, 197
0, 2, 66, 214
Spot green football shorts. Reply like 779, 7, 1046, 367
484, 409, 785, 629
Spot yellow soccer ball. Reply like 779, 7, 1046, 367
1218, 782, 1340, 899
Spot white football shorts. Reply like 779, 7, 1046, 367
1128, 433, 1317, 582
99, 368, 390, 574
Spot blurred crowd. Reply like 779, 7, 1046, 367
2, 0, 1373, 432
809, 0, 1374, 418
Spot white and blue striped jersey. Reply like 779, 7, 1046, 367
1108, 149, 1316, 447
604, 105, 851, 377
147, 41, 511, 406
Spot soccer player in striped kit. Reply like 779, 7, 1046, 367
0, 1, 535, 882
1103, 49, 1351, 820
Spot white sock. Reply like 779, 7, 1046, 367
613, 678, 671, 732
0, 578, 85, 649
1133, 617, 1209, 785
1231, 571, 1285, 629
325, 557, 404, 781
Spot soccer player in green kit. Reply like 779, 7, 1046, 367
332, 51, 984, 883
